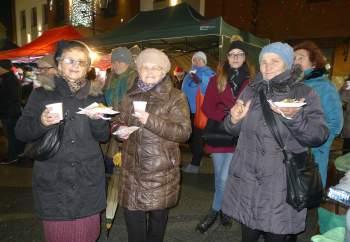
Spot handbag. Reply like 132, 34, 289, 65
24, 119, 65, 161
202, 119, 237, 147
193, 86, 208, 129
259, 89, 323, 211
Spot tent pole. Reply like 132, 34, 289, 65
219, 35, 224, 63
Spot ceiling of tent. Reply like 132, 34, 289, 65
86, 3, 269, 69
87, 3, 268, 51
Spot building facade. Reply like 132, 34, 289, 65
13, 0, 48, 46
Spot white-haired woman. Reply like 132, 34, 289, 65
112, 48, 192, 242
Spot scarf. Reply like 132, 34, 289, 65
137, 79, 158, 92
66, 79, 85, 93
104, 70, 131, 107
58, 71, 86, 93
304, 68, 326, 80
226, 63, 249, 96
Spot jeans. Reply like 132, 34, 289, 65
123, 208, 169, 242
311, 134, 335, 188
211, 152, 233, 211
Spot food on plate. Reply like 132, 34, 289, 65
280, 98, 301, 103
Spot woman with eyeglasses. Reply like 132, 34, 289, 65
15, 40, 109, 242
195, 38, 252, 233
112, 48, 191, 242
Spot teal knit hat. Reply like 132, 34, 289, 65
259, 42, 294, 70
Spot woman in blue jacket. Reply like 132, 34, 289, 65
294, 40, 343, 187
181, 51, 215, 173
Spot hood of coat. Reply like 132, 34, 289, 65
251, 65, 304, 93
38, 74, 104, 97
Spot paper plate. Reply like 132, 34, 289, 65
112, 126, 139, 136
272, 101, 306, 108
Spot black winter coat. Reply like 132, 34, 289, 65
15, 76, 109, 220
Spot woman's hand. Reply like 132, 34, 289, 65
230, 99, 251, 124
41, 108, 61, 126
132, 111, 149, 125
116, 125, 131, 140
270, 98, 305, 119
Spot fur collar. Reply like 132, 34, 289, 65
37, 74, 104, 97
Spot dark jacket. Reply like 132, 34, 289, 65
116, 76, 191, 210
222, 69, 329, 234
15, 75, 109, 220
0, 71, 21, 119
340, 86, 350, 138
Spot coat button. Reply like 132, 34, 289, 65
261, 150, 265, 155
71, 162, 75, 167
71, 139, 75, 144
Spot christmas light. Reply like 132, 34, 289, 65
71, 0, 95, 27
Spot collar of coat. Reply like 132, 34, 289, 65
127, 75, 173, 99
37, 74, 104, 98
250, 66, 304, 94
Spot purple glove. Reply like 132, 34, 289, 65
190, 73, 201, 84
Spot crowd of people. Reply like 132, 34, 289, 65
0, 36, 348, 242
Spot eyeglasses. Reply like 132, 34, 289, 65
227, 52, 245, 59
60, 57, 89, 67
140, 65, 163, 72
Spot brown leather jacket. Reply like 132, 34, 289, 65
117, 76, 191, 210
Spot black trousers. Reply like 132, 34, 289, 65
241, 224, 297, 242
343, 138, 350, 155
189, 114, 204, 166
123, 208, 169, 242
1, 116, 24, 161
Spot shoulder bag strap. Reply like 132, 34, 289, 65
258, 89, 288, 160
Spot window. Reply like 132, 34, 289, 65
31, 7, 37, 27
99, 0, 116, 17
20, 10, 26, 30
42, 4, 48, 25
55, 0, 65, 24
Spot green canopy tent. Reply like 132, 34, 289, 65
87, 3, 269, 70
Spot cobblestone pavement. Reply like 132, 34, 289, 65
0, 148, 320, 242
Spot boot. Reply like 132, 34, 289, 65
220, 210, 233, 227
196, 210, 218, 233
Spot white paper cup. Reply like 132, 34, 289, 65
133, 101, 147, 114
46, 102, 63, 120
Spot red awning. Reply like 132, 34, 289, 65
0, 25, 82, 61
